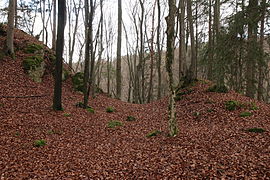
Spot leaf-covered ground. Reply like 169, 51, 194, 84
0, 29, 270, 179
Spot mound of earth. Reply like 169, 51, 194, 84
0, 28, 269, 179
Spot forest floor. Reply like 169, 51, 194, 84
0, 28, 270, 179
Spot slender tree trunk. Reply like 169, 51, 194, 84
157, 0, 162, 99
83, 0, 90, 108
53, 0, 66, 110
166, 0, 177, 137
246, 0, 258, 98
52, 0, 56, 50
207, 0, 213, 80
147, 0, 156, 103
257, 0, 266, 101
186, 0, 196, 81
116, 0, 122, 99
179, 0, 186, 82
6, 0, 15, 57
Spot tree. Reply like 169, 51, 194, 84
166, 0, 177, 137
179, 0, 186, 82
53, 0, 66, 110
116, 0, 122, 99
246, 0, 259, 98
186, 0, 196, 82
6, 0, 15, 57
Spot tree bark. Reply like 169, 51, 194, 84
116, 0, 122, 99
186, 0, 196, 81
166, 0, 177, 137
6, 0, 15, 57
53, 0, 66, 110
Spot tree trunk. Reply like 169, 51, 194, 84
207, 0, 213, 80
83, 0, 91, 108
186, 0, 196, 82
52, 0, 56, 50
246, 0, 258, 98
6, 0, 15, 57
53, 0, 66, 110
116, 0, 122, 99
179, 0, 186, 83
166, 0, 177, 137
257, 0, 266, 101
156, 0, 162, 99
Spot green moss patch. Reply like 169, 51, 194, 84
86, 107, 95, 113
107, 120, 123, 128
246, 128, 266, 133
106, 107, 115, 113
225, 100, 241, 111
22, 56, 43, 71
33, 139, 46, 147
146, 130, 161, 138
240, 111, 252, 117
126, 116, 136, 121
24, 44, 43, 54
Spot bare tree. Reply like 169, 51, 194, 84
116, 0, 122, 99
166, 0, 177, 136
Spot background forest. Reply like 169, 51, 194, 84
1, 0, 270, 103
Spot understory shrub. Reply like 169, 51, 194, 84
107, 120, 123, 128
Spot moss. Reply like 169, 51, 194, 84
174, 88, 193, 101
24, 44, 43, 54
22, 56, 43, 71
72, 72, 84, 92
126, 116, 136, 121
107, 120, 123, 128
146, 130, 161, 138
225, 100, 241, 111
62, 68, 70, 81
106, 107, 115, 113
63, 113, 71, 117
246, 128, 265, 133
33, 139, 46, 147
207, 85, 228, 93
240, 111, 252, 117
86, 107, 95, 113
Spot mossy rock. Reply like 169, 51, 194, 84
72, 72, 84, 92
22, 56, 45, 82
24, 44, 43, 54
240, 111, 252, 117
23, 56, 43, 71
62, 68, 70, 81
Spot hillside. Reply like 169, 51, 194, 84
0, 29, 270, 179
